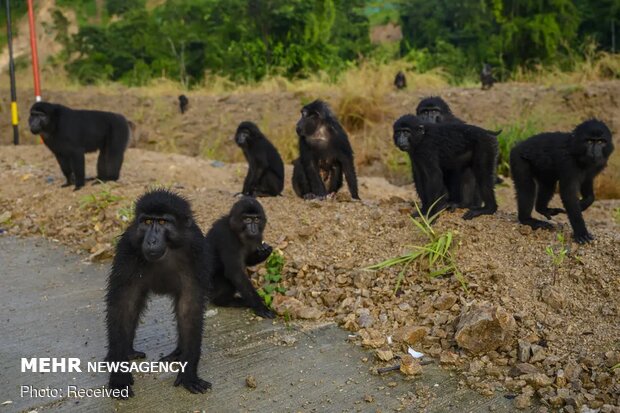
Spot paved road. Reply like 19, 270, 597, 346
0, 236, 528, 412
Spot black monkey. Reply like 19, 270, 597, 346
292, 100, 360, 200
234, 121, 285, 197
394, 71, 407, 90
415, 97, 482, 207
106, 190, 211, 397
393, 115, 498, 219
205, 197, 275, 318
510, 119, 614, 243
28, 102, 129, 190
480, 64, 495, 90
179, 95, 189, 114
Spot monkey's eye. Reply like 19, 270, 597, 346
243, 217, 252, 224
144, 219, 153, 225
158, 219, 166, 225
254, 217, 260, 223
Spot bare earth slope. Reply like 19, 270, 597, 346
0, 146, 618, 410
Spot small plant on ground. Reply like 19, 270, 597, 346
79, 185, 122, 212
116, 202, 135, 225
366, 201, 465, 294
613, 207, 620, 224
545, 233, 569, 285
257, 249, 286, 309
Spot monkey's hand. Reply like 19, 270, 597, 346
257, 242, 273, 257
254, 305, 276, 319
174, 372, 212, 394
109, 372, 134, 398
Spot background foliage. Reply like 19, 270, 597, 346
3, 0, 619, 85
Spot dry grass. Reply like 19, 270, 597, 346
513, 46, 620, 85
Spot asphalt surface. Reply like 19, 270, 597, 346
0, 236, 530, 412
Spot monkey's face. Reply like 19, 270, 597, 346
417, 107, 442, 124
573, 120, 614, 167
136, 213, 181, 262
235, 129, 251, 146
29, 110, 51, 134
241, 214, 264, 238
393, 128, 412, 152
296, 109, 321, 138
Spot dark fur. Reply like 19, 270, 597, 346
205, 197, 275, 318
179, 95, 189, 114
292, 100, 359, 200
28, 101, 129, 190
510, 119, 614, 243
480, 64, 495, 90
105, 190, 211, 397
393, 114, 498, 219
235, 121, 284, 196
394, 71, 407, 90
416, 96, 464, 124
415, 97, 484, 207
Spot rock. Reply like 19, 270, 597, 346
541, 286, 565, 310
363, 394, 374, 403
439, 352, 459, 365
281, 335, 297, 346
400, 355, 422, 376
454, 302, 516, 354
555, 369, 567, 387
518, 339, 531, 362
357, 310, 374, 329
353, 271, 372, 289
272, 296, 324, 320
469, 359, 485, 375
433, 293, 458, 311
521, 373, 553, 389
360, 329, 385, 348
322, 288, 344, 307
511, 363, 541, 376
376, 349, 393, 361
393, 326, 428, 345
246, 375, 257, 388
514, 386, 534, 409
529, 344, 546, 363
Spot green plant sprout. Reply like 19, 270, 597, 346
545, 233, 568, 285
257, 249, 287, 308
79, 185, 121, 212
366, 200, 465, 294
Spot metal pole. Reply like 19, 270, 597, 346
5, 0, 19, 145
27, 0, 41, 102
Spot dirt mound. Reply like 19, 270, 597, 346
2, 80, 619, 195
1, 145, 619, 409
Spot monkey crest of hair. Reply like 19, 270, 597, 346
135, 189, 193, 223
415, 96, 463, 124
